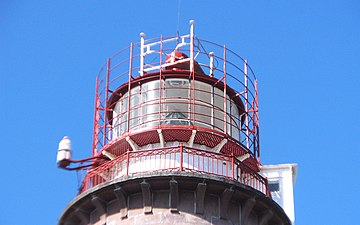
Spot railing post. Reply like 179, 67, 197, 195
84, 176, 88, 192
127, 43, 133, 133
209, 52, 215, 77
189, 20, 195, 73
265, 178, 270, 197
139, 32, 145, 76
189, 20, 196, 126
92, 77, 100, 157
126, 150, 130, 176
179, 144, 183, 171
244, 60, 250, 149
223, 45, 227, 135
231, 153, 234, 180
104, 58, 111, 146
159, 36, 163, 126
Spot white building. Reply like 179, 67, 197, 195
260, 164, 297, 225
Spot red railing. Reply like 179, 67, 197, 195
92, 35, 260, 161
80, 145, 269, 197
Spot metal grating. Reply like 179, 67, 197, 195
162, 128, 192, 142
221, 140, 247, 157
243, 157, 259, 172
106, 139, 131, 156
194, 131, 223, 148
131, 130, 160, 147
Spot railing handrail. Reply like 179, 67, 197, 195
92, 35, 261, 161
80, 145, 269, 197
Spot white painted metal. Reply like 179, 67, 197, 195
143, 58, 190, 73
157, 129, 165, 147
126, 136, 140, 151
57, 136, 72, 163
213, 138, 228, 152
244, 60, 250, 149
237, 153, 250, 162
209, 52, 215, 77
187, 130, 197, 147
102, 150, 117, 160
189, 20, 195, 73
139, 32, 146, 76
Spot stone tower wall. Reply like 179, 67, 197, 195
59, 173, 290, 225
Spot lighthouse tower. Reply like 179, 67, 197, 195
58, 21, 296, 225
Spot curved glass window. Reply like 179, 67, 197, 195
162, 112, 192, 125
112, 78, 242, 140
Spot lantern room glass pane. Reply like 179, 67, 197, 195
231, 100, 241, 140
142, 80, 161, 128
165, 79, 189, 98
111, 78, 243, 141
194, 101, 212, 128
163, 99, 189, 125
112, 93, 128, 139
213, 88, 224, 132
163, 79, 190, 125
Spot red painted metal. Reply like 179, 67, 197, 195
106, 139, 131, 156
104, 58, 111, 146
159, 36, 163, 125
127, 43, 133, 133
231, 153, 234, 180
83, 34, 265, 196
78, 145, 269, 197
162, 129, 192, 142
92, 77, 100, 156
223, 45, 227, 135
61, 155, 103, 171
180, 143, 183, 171
126, 151, 130, 176
130, 130, 159, 147
191, 43, 196, 127
254, 80, 260, 161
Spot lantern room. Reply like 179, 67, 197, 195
88, 20, 260, 172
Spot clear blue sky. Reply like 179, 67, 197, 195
1, 1, 359, 224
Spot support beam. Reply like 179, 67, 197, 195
102, 150, 117, 160
187, 130, 197, 147
241, 197, 256, 225
63, 212, 83, 225
126, 136, 140, 151
114, 186, 128, 219
220, 187, 234, 219
91, 196, 106, 214
213, 138, 228, 153
140, 180, 152, 214
237, 153, 250, 162
259, 210, 274, 225
195, 182, 207, 214
157, 129, 165, 148
169, 179, 179, 212
91, 195, 107, 224
74, 208, 89, 225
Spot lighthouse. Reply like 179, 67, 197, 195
57, 20, 296, 225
